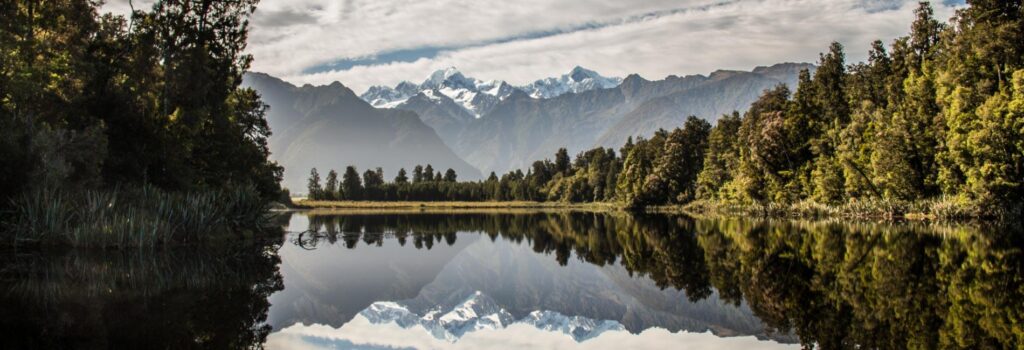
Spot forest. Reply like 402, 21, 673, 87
0, 0, 283, 246
310, 2, 1024, 218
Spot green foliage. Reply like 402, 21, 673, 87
395, 168, 409, 184
324, 170, 339, 200
342, 166, 362, 200
0, 0, 284, 242
307, 168, 322, 199
696, 113, 742, 200
690, 1, 1024, 217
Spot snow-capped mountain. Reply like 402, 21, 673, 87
360, 67, 520, 118
359, 291, 625, 343
358, 66, 621, 118
361, 81, 419, 108
520, 66, 623, 99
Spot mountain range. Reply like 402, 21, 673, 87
242, 73, 481, 191
361, 66, 622, 117
245, 63, 813, 190
360, 291, 625, 343
373, 63, 813, 174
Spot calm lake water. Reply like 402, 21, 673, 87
1, 211, 1021, 349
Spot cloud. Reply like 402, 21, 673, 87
102, 0, 960, 94
265, 318, 799, 350
276, 0, 959, 93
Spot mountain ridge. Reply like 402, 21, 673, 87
242, 73, 482, 191
254, 62, 813, 177
360, 291, 626, 343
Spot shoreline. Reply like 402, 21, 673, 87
292, 200, 619, 211
292, 199, 1017, 222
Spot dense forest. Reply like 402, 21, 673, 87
0, 1, 282, 245
311, 1, 1024, 218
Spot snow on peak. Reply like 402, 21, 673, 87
522, 310, 626, 342
359, 291, 625, 343
423, 66, 470, 89
358, 66, 621, 116
522, 66, 623, 99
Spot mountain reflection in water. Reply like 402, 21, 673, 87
0, 211, 1020, 349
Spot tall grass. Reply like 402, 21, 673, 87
1, 185, 274, 248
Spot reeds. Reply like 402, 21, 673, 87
2, 185, 274, 248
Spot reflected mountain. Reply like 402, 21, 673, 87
359, 291, 623, 342
267, 212, 1024, 349
267, 215, 479, 329
268, 212, 796, 346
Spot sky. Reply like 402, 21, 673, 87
103, 0, 963, 94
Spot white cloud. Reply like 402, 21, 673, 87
103, 0, 960, 94
265, 317, 800, 350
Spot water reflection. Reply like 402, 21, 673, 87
270, 212, 1024, 349
0, 211, 1020, 349
695, 218, 1024, 349
269, 212, 795, 348
0, 239, 284, 349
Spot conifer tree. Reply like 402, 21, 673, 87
413, 165, 424, 183
424, 165, 435, 181
307, 168, 323, 200
324, 170, 339, 200
342, 166, 362, 200
395, 168, 409, 184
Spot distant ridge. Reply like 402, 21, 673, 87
243, 73, 482, 191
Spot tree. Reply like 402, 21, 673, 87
413, 165, 424, 183
640, 117, 711, 205
0, 0, 283, 208
735, 86, 794, 203
342, 166, 362, 200
307, 168, 323, 200
324, 170, 339, 200
424, 164, 435, 182
555, 148, 571, 175
616, 132, 666, 207
444, 168, 457, 182
696, 113, 742, 200
395, 168, 409, 184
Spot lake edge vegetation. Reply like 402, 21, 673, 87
306, 2, 1024, 220
0, 1, 284, 247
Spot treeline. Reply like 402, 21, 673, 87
308, 2, 1024, 217
689, 1, 1024, 216
0, 1, 282, 244
307, 145, 624, 202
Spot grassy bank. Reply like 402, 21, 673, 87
294, 200, 619, 211
674, 197, 1014, 220
1, 186, 276, 248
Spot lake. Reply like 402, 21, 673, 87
1, 211, 1020, 349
